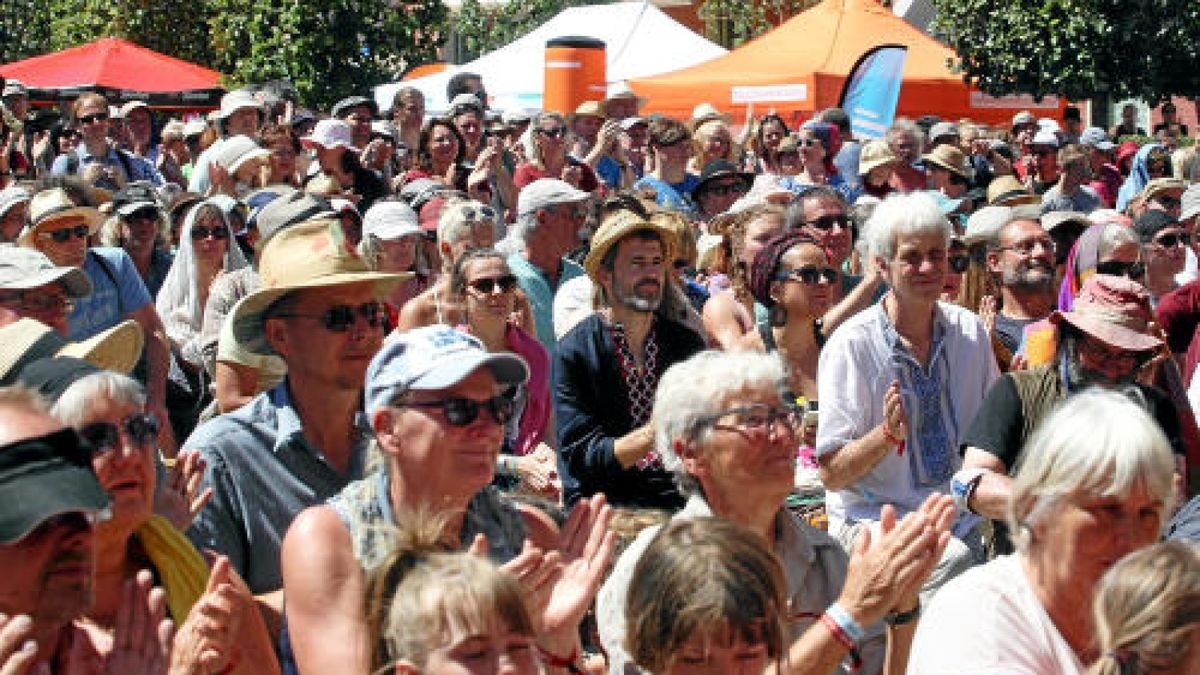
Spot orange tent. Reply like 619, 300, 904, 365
631, 0, 1065, 128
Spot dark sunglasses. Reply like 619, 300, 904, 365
276, 301, 385, 332
190, 225, 229, 241
1155, 232, 1191, 248
40, 225, 90, 243
468, 274, 518, 294
79, 112, 109, 125
948, 255, 970, 273
79, 414, 159, 454
126, 207, 159, 223
804, 214, 852, 231
537, 126, 567, 138
403, 395, 515, 426
703, 182, 748, 197
778, 265, 838, 285
1095, 260, 1146, 279
1153, 196, 1182, 210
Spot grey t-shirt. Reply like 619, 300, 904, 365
994, 313, 1039, 355
1041, 184, 1101, 214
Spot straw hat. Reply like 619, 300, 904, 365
229, 219, 410, 355
569, 101, 606, 124
0, 318, 144, 384
986, 175, 1039, 206
603, 81, 647, 115
21, 188, 103, 245
1135, 177, 1187, 205
583, 210, 676, 281
858, 140, 898, 176
922, 144, 970, 179
690, 102, 732, 130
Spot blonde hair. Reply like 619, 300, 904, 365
712, 204, 785, 306
1089, 541, 1200, 675
367, 509, 534, 672
692, 119, 738, 165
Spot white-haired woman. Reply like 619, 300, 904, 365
598, 348, 955, 675
908, 389, 1178, 674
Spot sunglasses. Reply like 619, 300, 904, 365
703, 182, 748, 197
537, 126, 567, 138
190, 225, 229, 241
402, 395, 515, 426
778, 265, 838, 285
79, 414, 159, 454
456, 205, 495, 224
468, 274, 518, 294
948, 255, 970, 273
1095, 260, 1146, 279
39, 225, 90, 243
276, 301, 385, 332
0, 291, 74, 313
804, 214, 851, 231
79, 112, 109, 125
1153, 196, 1182, 210
127, 207, 159, 223
1155, 232, 1191, 248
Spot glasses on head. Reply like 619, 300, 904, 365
804, 214, 851, 231
1000, 237, 1056, 256
703, 181, 748, 197
78, 112, 109, 125
126, 207, 159, 223
695, 403, 800, 434
79, 414, 159, 455
275, 301, 386, 332
777, 265, 838, 285
0, 290, 74, 313
455, 204, 495, 225
948, 254, 970, 273
536, 126, 567, 139
39, 225, 90, 243
401, 395, 515, 427
190, 225, 229, 241
468, 274, 518, 294
1155, 232, 1191, 248
1095, 260, 1146, 280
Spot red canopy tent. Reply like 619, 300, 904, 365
631, 0, 1065, 128
0, 37, 225, 109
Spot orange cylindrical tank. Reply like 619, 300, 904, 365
544, 36, 606, 116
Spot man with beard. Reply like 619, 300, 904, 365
555, 209, 704, 509
985, 208, 1057, 355
958, 274, 1184, 554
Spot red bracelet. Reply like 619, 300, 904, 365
536, 644, 583, 674
882, 426, 905, 455
819, 613, 863, 672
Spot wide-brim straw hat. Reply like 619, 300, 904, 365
21, 188, 103, 245
584, 210, 677, 281
690, 102, 732, 131
922, 144, 971, 179
858, 139, 898, 176
230, 219, 410, 355
986, 175, 1040, 207
603, 81, 648, 114
0, 318, 144, 384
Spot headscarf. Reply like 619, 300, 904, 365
155, 198, 249, 362
748, 230, 821, 307
1057, 223, 1108, 312
1116, 143, 1164, 212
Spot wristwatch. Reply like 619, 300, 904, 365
951, 467, 987, 514
884, 603, 921, 626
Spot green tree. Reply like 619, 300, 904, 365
930, 0, 1200, 101
452, 0, 609, 63
0, 0, 54, 63
698, 0, 818, 49
210, 0, 448, 110
45, 0, 215, 67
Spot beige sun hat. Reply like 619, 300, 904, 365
858, 140, 898, 176
690, 102, 732, 130
922, 144, 971, 179
583, 209, 676, 281
229, 219, 411, 355
20, 188, 104, 246
0, 318, 144, 384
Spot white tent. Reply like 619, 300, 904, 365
374, 2, 727, 114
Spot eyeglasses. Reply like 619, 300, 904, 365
536, 126, 567, 138
1095, 260, 1147, 279
401, 395, 515, 426
275, 301, 386, 332
126, 207, 159, 223
1077, 337, 1140, 368
777, 265, 838, 285
79, 414, 160, 455
695, 403, 800, 434
1000, 237, 1056, 256
702, 181, 748, 197
190, 225, 229, 241
804, 214, 852, 231
468, 274, 518, 294
39, 225, 90, 243
948, 254, 970, 273
1154, 232, 1191, 248
78, 112, 109, 125
0, 291, 74, 313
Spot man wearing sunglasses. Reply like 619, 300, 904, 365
984, 207, 1057, 355
690, 159, 751, 224
960, 274, 1183, 555
50, 93, 163, 189
1135, 209, 1189, 305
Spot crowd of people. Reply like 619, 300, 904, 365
0, 68, 1198, 674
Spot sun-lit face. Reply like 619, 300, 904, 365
663, 623, 771, 675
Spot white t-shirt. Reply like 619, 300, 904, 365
907, 555, 1084, 675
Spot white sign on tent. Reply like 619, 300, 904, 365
374, 1, 727, 114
